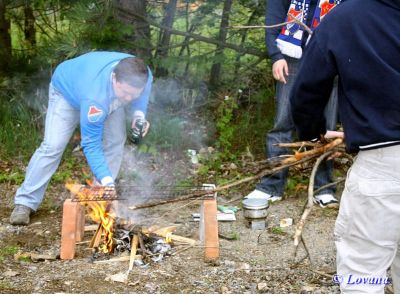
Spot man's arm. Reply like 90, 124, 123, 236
290, 33, 337, 141
265, 0, 291, 63
80, 101, 113, 185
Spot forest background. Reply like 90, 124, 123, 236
0, 0, 285, 189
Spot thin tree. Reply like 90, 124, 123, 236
24, 1, 36, 49
113, 0, 152, 61
155, 0, 177, 77
209, 0, 233, 90
0, 0, 11, 74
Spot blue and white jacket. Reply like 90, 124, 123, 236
51, 51, 153, 181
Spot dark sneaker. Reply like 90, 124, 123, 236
313, 194, 339, 209
10, 205, 33, 225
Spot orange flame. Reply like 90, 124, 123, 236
65, 182, 116, 253
87, 201, 115, 253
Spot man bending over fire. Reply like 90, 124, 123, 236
10, 51, 152, 225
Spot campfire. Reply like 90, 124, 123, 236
61, 183, 197, 267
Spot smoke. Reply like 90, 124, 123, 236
115, 77, 213, 224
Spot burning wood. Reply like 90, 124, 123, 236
64, 182, 194, 266
66, 183, 116, 254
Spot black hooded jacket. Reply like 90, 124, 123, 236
290, 0, 400, 153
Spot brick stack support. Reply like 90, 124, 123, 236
60, 199, 85, 260
199, 184, 219, 262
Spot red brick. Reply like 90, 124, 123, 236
75, 203, 85, 242
60, 199, 78, 260
200, 198, 219, 261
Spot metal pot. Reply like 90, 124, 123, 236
242, 198, 269, 219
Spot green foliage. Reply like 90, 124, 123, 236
39, 1, 135, 64
1, 0, 280, 191
215, 95, 238, 159
0, 77, 43, 159
0, 169, 25, 185
0, 246, 19, 262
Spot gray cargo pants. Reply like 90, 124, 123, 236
335, 145, 400, 293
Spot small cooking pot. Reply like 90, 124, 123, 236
242, 198, 269, 219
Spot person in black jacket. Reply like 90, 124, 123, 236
290, 0, 400, 292
245, 0, 340, 208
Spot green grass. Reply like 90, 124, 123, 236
0, 281, 13, 290
0, 246, 19, 262
270, 227, 286, 235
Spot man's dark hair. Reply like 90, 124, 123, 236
114, 57, 148, 88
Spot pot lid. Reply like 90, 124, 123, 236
242, 198, 269, 209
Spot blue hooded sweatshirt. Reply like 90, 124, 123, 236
51, 51, 153, 181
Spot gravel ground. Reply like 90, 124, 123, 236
0, 150, 394, 294
0, 178, 348, 294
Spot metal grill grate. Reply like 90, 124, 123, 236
71, 186, 123, 202
117, 185, 216, 200
71, 184, 216, 202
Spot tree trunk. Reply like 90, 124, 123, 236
0, 0, 11, 74
24, 2, 36, 48
155, 0, 177, 77
113, 0, 152, 62
209, 0, 233, 90
233, 9, 258, 78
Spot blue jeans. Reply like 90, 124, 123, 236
256, 58, 338, 197
15, 84, 127, 210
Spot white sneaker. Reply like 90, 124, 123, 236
313, 194, 339, 209
245, 189, 282, 202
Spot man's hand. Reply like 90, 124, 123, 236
100, 176, 115, 187
324, 130, 344, 140
324, 130, 345, 160
272, 59, 289, 84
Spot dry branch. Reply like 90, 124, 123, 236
115, 7, 266, 58
231, 12, 312, 35
128, 139, 344, 211
293, 151, 333, 248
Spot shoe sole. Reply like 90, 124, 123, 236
313, 199, 339, 209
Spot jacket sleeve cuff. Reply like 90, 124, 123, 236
133, 110, 145, 120
100, 176, 114, 186
270, 53, 285, 64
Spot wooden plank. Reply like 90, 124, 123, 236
84, 224, 99, 231
150, 231, 197, 246
89, 223, 103, 248
93, 255, 141, 264
129, 235, 139, 271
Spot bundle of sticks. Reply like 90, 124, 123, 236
128, 138, 345, 210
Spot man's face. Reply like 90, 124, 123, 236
112, 75, 144, 103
